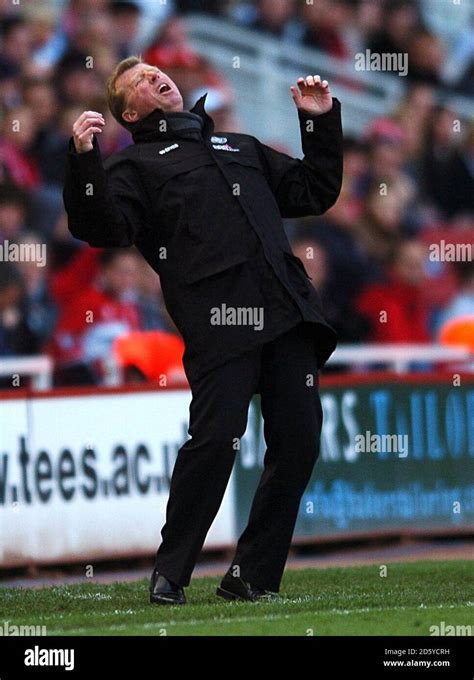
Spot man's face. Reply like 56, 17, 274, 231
117, 63, 184, 124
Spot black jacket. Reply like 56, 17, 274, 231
63, 95, 343, 382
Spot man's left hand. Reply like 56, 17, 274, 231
291, 75, 333, 116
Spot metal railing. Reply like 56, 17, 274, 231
328, 344, 473, 373
0, 356, 53, 390
0, 345, 470, 392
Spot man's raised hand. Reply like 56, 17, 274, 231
72, 110, 105, 153
290, 75, 333, 116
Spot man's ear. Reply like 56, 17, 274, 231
122, 109, 139, 123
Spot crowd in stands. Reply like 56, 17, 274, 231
0, 0, 472, 386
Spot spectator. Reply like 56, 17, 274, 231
15, 231, 57, 347
108, 0, 142, 61
144, 16, 230, 103
49, 241, 101, 310
301, 0, 354, 59
55, 51, 103, 106
338, 136, 370, 210
61, 0, 110, 44
144, 16, 205, 70
0, 106, 41, 189
361, 118, 417, 228
0, 185, 29, 242
421, 105, 473, 220
235, 0, 302, 40
22, 78, 58, 129
32, 104, 80, 189
0, 262, 40, 361
292, 236, 370, 343
353, 0, 384, 53
356, 239, 431, 343
407, 28, 445, 87
353, 186, 405, 265
368, 0, 420, 59
0, 15, 32, 70
293, 184, 379, 341
393, 84, 436, 165
50, 248, 141, 384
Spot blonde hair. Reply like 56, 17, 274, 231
106, 55, 143, 125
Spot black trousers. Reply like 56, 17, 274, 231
154, 321, 323, 592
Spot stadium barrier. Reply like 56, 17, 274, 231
0, 356, 53, 390
2, 343, 469, 392
1, 372, 473, 568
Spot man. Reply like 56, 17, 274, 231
63, 57, 343, 604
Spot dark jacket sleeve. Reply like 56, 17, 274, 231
63, 136, 147, 248
255, 97, 343, 218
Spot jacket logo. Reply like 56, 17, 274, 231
212, 144, 240, 152
211, 136, 227, 144
159, 143, 179, 155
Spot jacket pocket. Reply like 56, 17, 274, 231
216, 153, 264, 173
154, 154, 215, 189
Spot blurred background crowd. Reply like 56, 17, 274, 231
0, 0, 472, 386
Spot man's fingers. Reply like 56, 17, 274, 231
290, 85, 302, 104
73, 118, 105, 136
74, 115, 105, 128
72, 111, 105, 131
77, 110, 105, 123
73, 118, 105, 134
296, 75, 331, 93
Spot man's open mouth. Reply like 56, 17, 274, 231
159, 83, 172, 95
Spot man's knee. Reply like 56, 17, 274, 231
187, 417, 248, 456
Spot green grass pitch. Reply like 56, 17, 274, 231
1, 560, 472, 636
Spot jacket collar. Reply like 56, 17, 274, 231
127, 94, 215, 144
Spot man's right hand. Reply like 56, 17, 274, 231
72, 110, 105, 153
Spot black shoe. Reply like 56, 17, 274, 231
216, 571, 276, 602
149, 569, 186, 605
